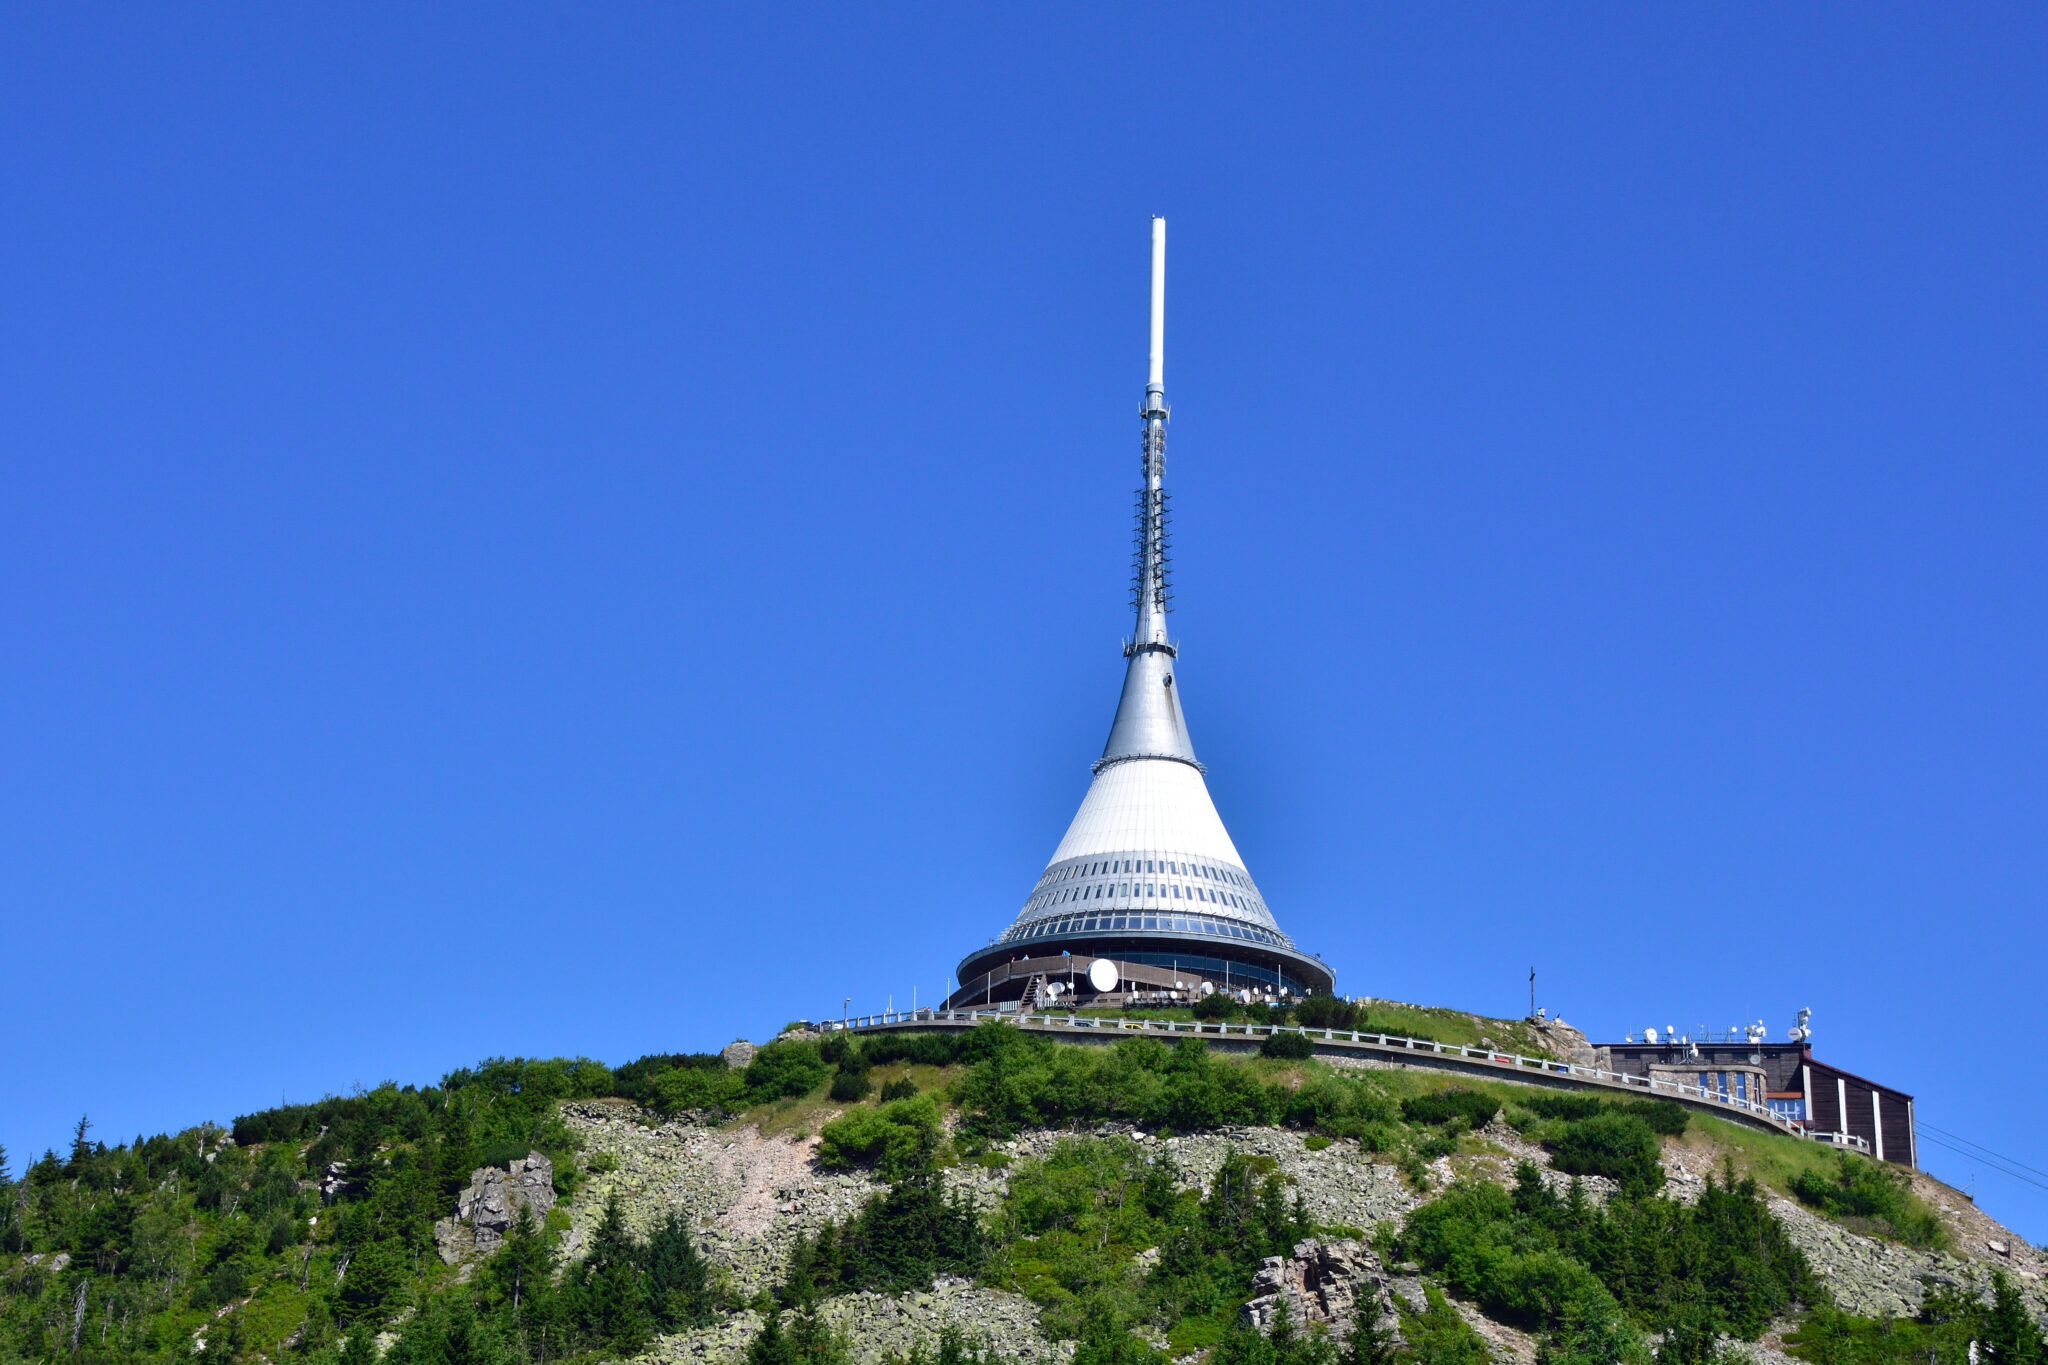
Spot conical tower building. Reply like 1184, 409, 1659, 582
949, 220, 1335, 1009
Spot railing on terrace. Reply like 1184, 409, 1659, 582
826, 1008, 1849, 1147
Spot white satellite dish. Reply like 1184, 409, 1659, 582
1087, 958, 1120, 993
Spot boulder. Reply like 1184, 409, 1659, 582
721, 1040, 759, 1070
433, 1153, 556, 1264
1528, 1016, 1597, 1068
1243, 1238, 1399, 1342
319, 1161, 360, 1204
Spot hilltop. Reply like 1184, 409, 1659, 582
2, 1001, 2040, 1365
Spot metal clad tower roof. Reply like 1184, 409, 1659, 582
950, 220, 1333, 1005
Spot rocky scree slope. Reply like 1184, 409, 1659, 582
522, 1084, 2041, 1365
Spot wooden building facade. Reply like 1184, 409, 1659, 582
1595, 1038, 1916, 1167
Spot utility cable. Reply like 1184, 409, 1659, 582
1917, 1120, 2048, 1183
1916, 1132, 2048, 1196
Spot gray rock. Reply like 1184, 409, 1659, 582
320, 1161, 359, 1204
1243, 1238, 1397, 1342
720, 1041, 758, 1070
433, 1153, 557, 1264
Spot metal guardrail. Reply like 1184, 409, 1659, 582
827, 1008, 1851, 1146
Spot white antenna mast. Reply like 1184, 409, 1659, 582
1147, 217, 1167, 406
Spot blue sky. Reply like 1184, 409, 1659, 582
4, 7, 2045, 1238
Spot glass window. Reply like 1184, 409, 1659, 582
1172, 885, 1181, 897
1144, 916, 1158, 929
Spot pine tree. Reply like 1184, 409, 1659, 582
1343, 1297, 1398, 1365
789, 1305, 849, 1365
1983, 1271, 2046, 1365
644, 1210, 712, 1330
572, 1194, 653, 1354
747, 1310, 799, 1365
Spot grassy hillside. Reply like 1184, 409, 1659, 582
0, 1023, 2034, 1365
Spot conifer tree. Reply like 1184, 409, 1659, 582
644, 1209, 713, 1330
747, 1310, 799, 1365
572, 1193, 653, 1354
1984, 1271, 2046, 1365
1343, 1298, 1398, 1365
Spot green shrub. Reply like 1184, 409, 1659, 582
954, 1032, 1285, 1136
1544, 1112, 1663, 1196
1518, 1093, 1688, 1138
1619, 1100, 1688, 1136
1401, 1089, 1501, 1129
829, 1069, 873, 1102
613, 1052, 728, 1106
744, 1039, 831, 1102
1399, 1285, 1494, 1365
817, 1096, 943, 1181
879, 1077, 918, 1102
651, 1064, 747, 1115
1280, 1074, 1401, 1146
1789, 1153, 1945, 1248
1401, 1161, 1815, 1355
1192, 992, 1239, 1020
1516, 1093, 1605, 1122
1259, 1030, 1315, 1060
1292, 994, 1363, 1032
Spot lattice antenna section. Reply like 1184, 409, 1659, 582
1129, 485, 1173, 616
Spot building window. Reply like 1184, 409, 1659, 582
1768, 1097, 1806, 1121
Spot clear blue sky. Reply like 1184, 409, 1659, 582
4, 7, 2045, 1238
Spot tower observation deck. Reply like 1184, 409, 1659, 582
948, 220, 1335, 1009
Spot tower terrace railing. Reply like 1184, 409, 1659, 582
824, 1008, 1873, 1152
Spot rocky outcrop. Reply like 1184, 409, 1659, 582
1243, 1239, 1401, 1341
433, 1153, 557, 1264
1527, 1016, 1596, 1068
719, 1041, 758, 1070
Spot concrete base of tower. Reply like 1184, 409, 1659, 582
947, 931, 1335, 1010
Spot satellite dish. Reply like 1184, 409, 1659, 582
1087, 959, 1120, 992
